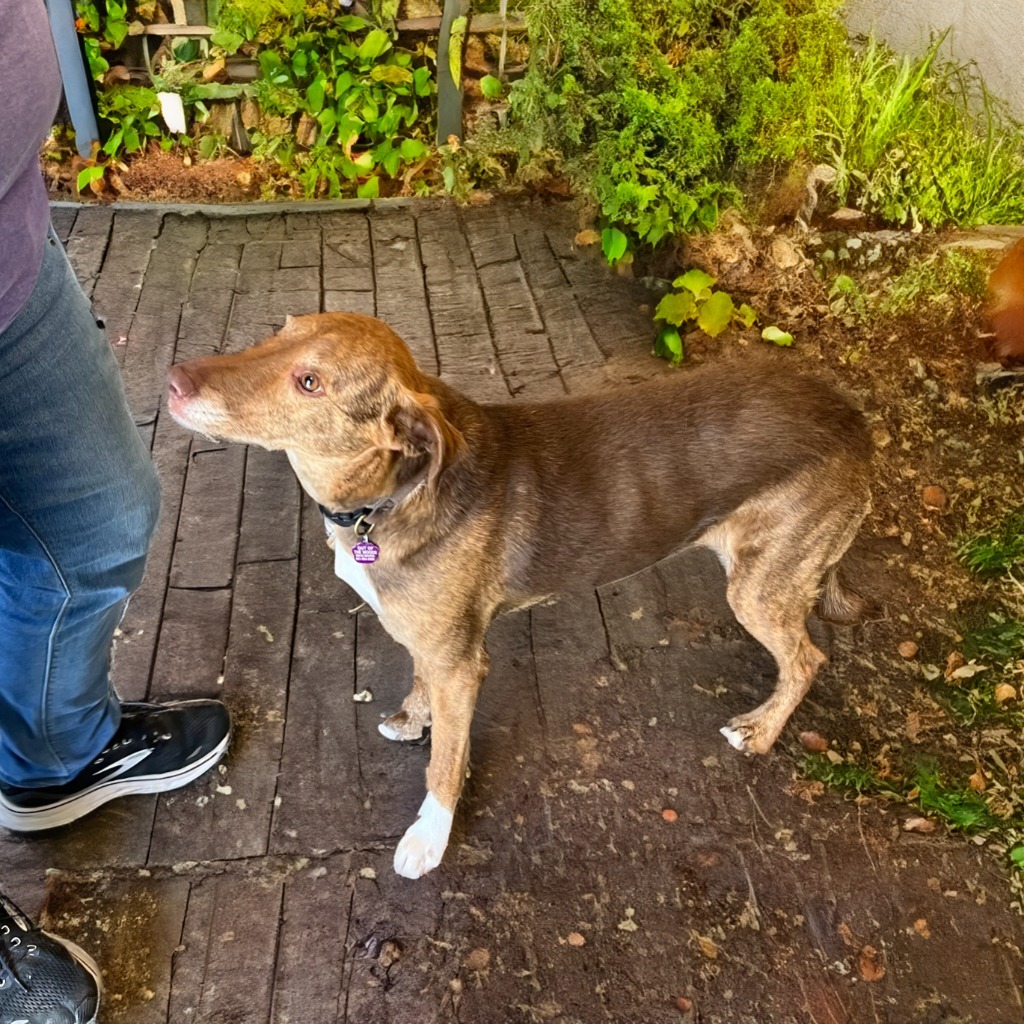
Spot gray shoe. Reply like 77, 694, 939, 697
0, 892, 100, 1024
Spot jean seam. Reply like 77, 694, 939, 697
0, 490, 72, 777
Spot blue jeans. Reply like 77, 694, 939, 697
0, 228, 160, 788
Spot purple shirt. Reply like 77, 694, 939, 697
0, 0, 62, 334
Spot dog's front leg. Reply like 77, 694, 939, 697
393, 645, 488, 879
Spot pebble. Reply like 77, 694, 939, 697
898, 641, 919, 659
922, 485, 947, 510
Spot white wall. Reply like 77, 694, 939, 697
844, 0, 1024, 116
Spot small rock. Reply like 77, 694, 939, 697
898, 641, 919, 659
359, 866, 377, 880
675, 996, 694, 1013
922, 485, 947, 510
799, 731, 829, 752
567, 932, 586, 947
574, 229, 600, 247
353, 689, 374, 703
830, 207, 866, 223
871, 426, 893, 449
463, 948, 490, 972
913, 918, 931, 939
662, 808, 678, 822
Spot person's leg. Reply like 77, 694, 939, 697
0, 227, 160, 788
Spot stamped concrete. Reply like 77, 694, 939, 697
0, 199, 1020, 1024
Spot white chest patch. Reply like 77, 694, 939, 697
328, 520, 383, 614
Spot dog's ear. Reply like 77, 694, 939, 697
387, 391, 464, 485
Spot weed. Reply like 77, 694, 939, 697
802, 755, 900, 796
911, 764, 1001, 833
958, 510, 1024, 578
880, 249, 988, 317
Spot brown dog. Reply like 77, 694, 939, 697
167, 312, 871, 879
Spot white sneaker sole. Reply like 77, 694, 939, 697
0, 733, 230, 833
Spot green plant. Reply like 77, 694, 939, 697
958, 511, 1024, 578
652, 268, 758, 363
248, 15, 435, 197
880, 248, 988, 316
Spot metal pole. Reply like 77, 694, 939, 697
46, 0, 101, 157
435, 0, 469, 145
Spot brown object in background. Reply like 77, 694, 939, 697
985, 238, 1024, 365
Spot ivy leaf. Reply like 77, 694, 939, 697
448, 16, 467, 88
654, 290, 696, 327
735, 303, 758, 328
480, 74, 503, 100
673, 268, 715, 299
357, 175, 380, 199
654, 326, 684, 365
400, 137, 428, 161
370, 64, 413, 85
601, 226, 628, 264
76, 164, 105, 192
306, 72, 326, 114
337, 15, 370, 31
762, 325, 795, 346
358, 28, 391, 61
1011, 844, 1024, 868
697, 290, 734, 337
210, 27, 244, 54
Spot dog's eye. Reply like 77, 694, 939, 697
298, 372, 322, 394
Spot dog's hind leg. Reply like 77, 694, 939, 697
393, 642, 489, 879
379, 673, 432, 741
701, 465, 870, 755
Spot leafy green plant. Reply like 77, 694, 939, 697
248, 15, 435, 197
471, 0, 1024, 260
650, 269, 796, 364
652, 269, 758, 363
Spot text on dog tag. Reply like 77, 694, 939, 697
352, 538, 380, 564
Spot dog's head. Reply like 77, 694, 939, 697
167, 313, 463, 503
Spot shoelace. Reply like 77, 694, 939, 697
90, 710, 174, 770
0, 898, 37, 994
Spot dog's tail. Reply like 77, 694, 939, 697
817, 564, 867, 624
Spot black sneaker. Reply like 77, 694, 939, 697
0, 700, 231, 832
0, 892, 100, 1024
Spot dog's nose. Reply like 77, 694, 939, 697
167, 364, 198, 400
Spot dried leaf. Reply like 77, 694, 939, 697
968, 769, 987, 793
574, 229, 600, 246
913, 918, 931, 939
692, 932, 718, 958
944, 651, 966, 678
858, 945, 885, 982
995, 683, 1017, 703
903, 816, 936, 833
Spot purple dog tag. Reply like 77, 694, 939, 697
352, 538, 380, 564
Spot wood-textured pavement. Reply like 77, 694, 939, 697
1, 199, 1021, 1024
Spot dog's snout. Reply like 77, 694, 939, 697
167, 364, 198, 400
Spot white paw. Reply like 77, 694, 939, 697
720, 725, 749, 752
378, 720, 404, 741
393, 792, 453, 879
